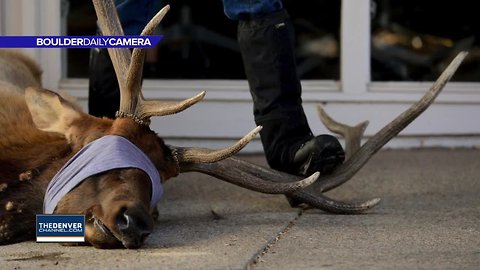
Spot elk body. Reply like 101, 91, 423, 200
0, 0, 467, 249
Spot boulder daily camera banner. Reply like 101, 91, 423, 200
36, 214, 85, 243
0, 36, 163, 48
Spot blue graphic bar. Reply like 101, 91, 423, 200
0, 36, 163, 48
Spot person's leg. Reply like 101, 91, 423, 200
88, 47, 119, 118
224, 0, 345, 176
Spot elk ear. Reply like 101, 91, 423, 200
24, 87, 84, 135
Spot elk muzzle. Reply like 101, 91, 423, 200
115, 206, 153, 248
85, 202, 153, 249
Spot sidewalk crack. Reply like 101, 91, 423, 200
244, 207, 305, 270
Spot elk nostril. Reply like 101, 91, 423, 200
116, 207, 130, 230
114, 207, 153, 248
116, 209, 151, 233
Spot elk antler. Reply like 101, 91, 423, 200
92, 0, 205, 125
176, 153, 379, 213
174, 51, 467, 214
275, 51, 467, 212
91, 0, 467, 214
170, 126, 320, 194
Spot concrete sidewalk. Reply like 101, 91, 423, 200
1, 149, 479, 269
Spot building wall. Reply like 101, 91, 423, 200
1, 0, 479, 153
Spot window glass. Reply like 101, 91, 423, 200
66, 0, 340, 80
371, 0, 480, 81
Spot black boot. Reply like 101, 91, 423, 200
88, 48, 120, 118
237, 10, 345, 176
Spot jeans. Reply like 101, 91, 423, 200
115, 0, 282, 30
222, 0, 283, 20
115, 0, 162, 35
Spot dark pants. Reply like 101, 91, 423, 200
237, 10, 313, 173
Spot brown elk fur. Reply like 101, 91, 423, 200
0, 50, 179, 248
0, 49, 42, 91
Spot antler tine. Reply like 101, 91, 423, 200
127, 4, 206, 121
138, 91, 206, 119
92, 0, 131, 112
132, 5, 206, 119
314, 51, 468, 193
92, 1, 204, 123
174, 126, 262, 163
183, 159, 320, 194
126, 5, 171, 99
318, 105, 369, 160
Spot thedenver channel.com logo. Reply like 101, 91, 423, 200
0, 34, 163, 243
36, 215, 85, 243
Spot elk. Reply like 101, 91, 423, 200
0, 0, 467, 249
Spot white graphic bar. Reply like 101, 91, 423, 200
36, 236, 85, 242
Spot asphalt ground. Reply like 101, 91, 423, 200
1, 148, 479, 269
